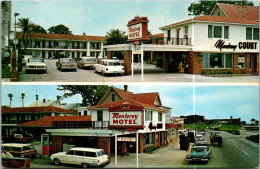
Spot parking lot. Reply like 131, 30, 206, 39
24, 130, 258, 168
17, 59, 259, 82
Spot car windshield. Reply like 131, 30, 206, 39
11, 147, 22, 152
23, 146, 34, 151
191, 147, 206, 152
28, 58, 44, 62
97, 150, 105, 157
61, 59, 73, 63
108, 62, 121, 66
15, 134, 23, 138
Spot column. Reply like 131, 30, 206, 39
162, 52, 168, 70
51, 136, 63, 154
87, 41, 90, 57
233, 53, 239, 74
98, 137, 111, 156
107, 51, 113, 59
124, 50, 132, 75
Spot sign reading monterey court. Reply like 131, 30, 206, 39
215, 39, 257, 51
110, 111, 142, 127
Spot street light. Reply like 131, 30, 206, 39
14, 12, 20, 51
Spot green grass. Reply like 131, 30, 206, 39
2, 66, 10, 78
219, 124, 241, 131
184, 124, 241, 131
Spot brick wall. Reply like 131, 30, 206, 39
107, 51, 113, 59
187, 52, 202, 74
139, 133, 144, 153
162, 52, 168, 70
98, 137, 111, 156
51, 136, 63, 154
124, 50, 132, 75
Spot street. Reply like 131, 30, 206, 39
29, 131, 259, 168
17, 59, 259, 82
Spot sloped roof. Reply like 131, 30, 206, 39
2, 106, 77, 114
215, 3, 259, 21
16, 32, 106, 41
149, 33, 164, 38
28, 100, 58, 107
18, 116, 91, 127
88, 99, 167, 112
113, 87, 133, 100
160, 15, 258, 30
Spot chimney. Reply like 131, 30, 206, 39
43, 99, 46, 103
124, 85, 128, 92
83, 32, 86, 35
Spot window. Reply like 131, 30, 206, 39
143, 133, 154, 146
202, 53, 233, 68
82, 52, 86, 56
158, 112, 162, 122
66, 150, 75, 155
54, 41, 59, 46
85, 152, 97, 157
253, 28, 259, 40
145, 110, 153, 121
238, 56, 246, 69
224, 26, 229, 39
23, 146, 34, 151
185, 26, 188, 34
214, 26, 222, 38
217, 11, 221, 16
111, 94, 115, 102
75, 151, 84, 156
208, 25, 213, 38
156, 133, 159, 144
246, 28, 252, 40
97, 111, 103, 121
84, 110, 88, 116
10, 147, 22, 152
167, 30, 171, 41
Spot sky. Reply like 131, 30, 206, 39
2, 84, 259, 123
12, 0, 193, 36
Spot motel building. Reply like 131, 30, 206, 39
104, 3, 259, 76
16, 32, 106, 59
39, 86, 177, 156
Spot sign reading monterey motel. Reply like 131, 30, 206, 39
109, 111, 143, 128
127, 16, 149, 42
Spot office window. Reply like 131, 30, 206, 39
145, 110, 153, 121
210, 53, 223, 68
202, 53, 209, 68
97, 111, 103, 121
238, 56, 246, 69
253, 28, 259, 40
158, 112, 162, 122
208, 25, 213, 38
111, 94, 115, 102
225, 54, 233, 68
214, 26, 222, 38
202, 53, 233, 69
224, 26, 229, 39
246, 28, 252, 40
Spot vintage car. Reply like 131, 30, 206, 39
25, 58, 47, 73
1, 143, 37, 158
50, 147, 110, 168
76, 57, 97, 69
22, 55, 33, 66
56, 58, 77, 71
186, 146, 212, 163
195, 137, 208, 145
94, 59, 124, 76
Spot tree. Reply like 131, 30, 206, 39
21, 93, 25, 107
1, 105, 10, 108
31, 24, 47, 33
188, 1, 254, 16
48, 24, 72, 34
8, 93, 13, 107
16, 18, 34, 51
250, 118, 255, 125
255, 120, 259, 126
105, 29, 126, 45
57, 85, 109, 106
241, 121, 246, 126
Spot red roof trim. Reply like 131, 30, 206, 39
2, 106, 77, 114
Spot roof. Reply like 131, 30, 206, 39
88, 99, 167, 112
2, 106, 77, 114
160, 15, 259, 30
113, 87, 133, 100
28, 100, 58, 107
128, 92, 160, 106
2, 143, 33, 147
166, 124, 178, 128
19, 116, 91, 127
149, 33, 164, 38
16, 32, 106, 42
70, 147, 104, 152
215, 3, 259, 21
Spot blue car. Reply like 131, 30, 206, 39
186, 146, 212, 163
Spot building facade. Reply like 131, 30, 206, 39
17, 32, 106, 59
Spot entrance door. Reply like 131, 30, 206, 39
250, 54, 257, 74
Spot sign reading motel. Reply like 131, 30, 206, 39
109, 111, 142, 127
128, 23, 142, 40
127, 16, 149, 42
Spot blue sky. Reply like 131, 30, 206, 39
12, 0, 192, 36
2, 84, 259, 123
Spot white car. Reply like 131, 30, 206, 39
22, 55, 33, 66
195, 137, 208, 145
25, 58, 47, 73
50, 147, 110, 168
94, 59, 124, 76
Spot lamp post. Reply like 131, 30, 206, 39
14, 12, 20, 51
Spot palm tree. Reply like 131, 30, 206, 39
255, 120, 259, 126
8, 93, 13, 107
250, 118, 255, 125
105, 29, 126, 45
21, 93, 25, 107
16, 18, 34, 51
35, 94, 39, 107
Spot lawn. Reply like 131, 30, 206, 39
2, 65, 10, 78
184, 124, 241, 131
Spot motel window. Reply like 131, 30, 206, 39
185, 26, 188, 34
143, 133, 154, 146
145, 110, 153, 121
214, 26, 222, 38
97, 111, 103, 121
208, 25, 213, 38
35, 41, 41, 47
253, 28, 259, 40
246, 28, 252, 40
84, 110, 88, 116
54, 41, 59, 47
202, 53, 233, 69
217, 11, 221, 16
224, 26, 229, 39
111, 94, 115, 102
238, 56, 246, 69
158, 112, 162, 122
167, 30, 171, 41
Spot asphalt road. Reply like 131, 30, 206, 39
17, 59, 259, 82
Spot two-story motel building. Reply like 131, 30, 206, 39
104, 3, 259, 75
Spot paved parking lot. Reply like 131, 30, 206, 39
18, 59, 259, 82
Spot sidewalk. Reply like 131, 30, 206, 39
106, 140, 188, 168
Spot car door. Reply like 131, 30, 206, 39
83, 151, 98, 165
97, 150, 107, 164
61, 150, 75, 164
73, 151, 85, 165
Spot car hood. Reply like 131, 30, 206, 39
52, 152, 67, 156
26, 62, 47, 66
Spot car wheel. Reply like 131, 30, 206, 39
54, 158, 61, 165
82, 163, 89, 168
94, 68, 97, 73
101, 71, 105, 76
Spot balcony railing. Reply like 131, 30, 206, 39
2, 120, 31, 124
51, 121, 92, 128
145, 37, 192, 46
92, 121, 109, 129
26, 45, 89, 49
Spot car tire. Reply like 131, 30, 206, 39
54, 158, 61, 165
82, 163, 89, 168
94, 68, 97, 73
101, 71, 105, 76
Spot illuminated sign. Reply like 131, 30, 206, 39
110, 111, 142, 126
117, 137, 136, 142
215, 39, 257, 51
128, 23, 142, 40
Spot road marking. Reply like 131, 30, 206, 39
242, 150, 250, 156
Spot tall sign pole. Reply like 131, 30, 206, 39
141, 42, 144, 81
131, 44, 134, 77
136, 130, 139, 168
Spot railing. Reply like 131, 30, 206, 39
51, 121, 92, 128
92, 121, 109, 129
2, 120, 31, 124
145, 37, 192, 46
25, 45, 89, 49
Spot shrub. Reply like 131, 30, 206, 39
144, 146, 158, 153
2, 64, 11, 78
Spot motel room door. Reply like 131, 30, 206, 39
250, 54, 257, 74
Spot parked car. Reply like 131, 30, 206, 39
56, 58, 77, 71
22, 55, 33, 66
25, 58, 47, 73
50, 147, 110, 168
195, 137, 208, 145
1, 143, 37, 158
94, 59, 124, 76
77, 57, 97, 69
186, 146, 212, 163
